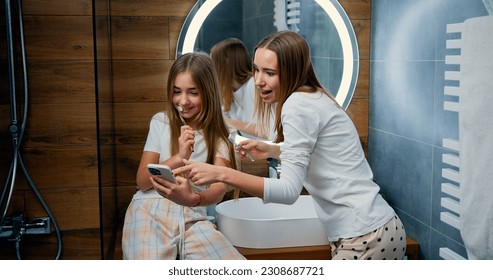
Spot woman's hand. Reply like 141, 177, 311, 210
178, 125, 195, 159
237, 139, 278, 159
173, 160, 225, 187
151, 175, 198, 207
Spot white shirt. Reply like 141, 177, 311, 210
133, 112, 229, 199
227, 77, 256, 124
263, 91, 395, 241
225, 77, 277, 141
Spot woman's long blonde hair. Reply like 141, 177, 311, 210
254, 31, 337, 143
210, 38, 253, 112
166, 52, 239, 197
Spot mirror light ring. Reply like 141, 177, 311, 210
182, 0, 222, 54
178, 0, 359, 109
315, 0, 358, 107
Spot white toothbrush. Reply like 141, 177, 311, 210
176, 106, 194, 152
176, 106, 187, 125
228, 133, 255, 161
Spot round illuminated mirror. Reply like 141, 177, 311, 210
176, 0, 359, 109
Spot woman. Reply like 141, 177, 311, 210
167, 31, 406, 260
122, 52, 244, 260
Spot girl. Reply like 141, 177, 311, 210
121, 52, 244, 260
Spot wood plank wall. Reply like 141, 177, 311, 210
0, 0, 371, 259
0, 0, 104, 259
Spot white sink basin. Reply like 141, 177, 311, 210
215, 195, 329, 249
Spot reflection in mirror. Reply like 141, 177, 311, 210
176, 0, 359, 110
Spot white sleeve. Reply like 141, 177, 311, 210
241, 78, 258, 124
263, 94, 317, 204
263, 164, 304, 204
143, 113, 164, 154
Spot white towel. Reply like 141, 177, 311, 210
458, 15, 493, 260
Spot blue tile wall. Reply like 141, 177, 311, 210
369, 0, 489, 259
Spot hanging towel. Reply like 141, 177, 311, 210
458, 15, 493, 260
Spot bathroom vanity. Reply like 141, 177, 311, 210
216, 170, 420, 260
235, 237, 418, 260
236, 244, 332, 260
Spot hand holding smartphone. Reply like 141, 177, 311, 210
147, 163, 177, 183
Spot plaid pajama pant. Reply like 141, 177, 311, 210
122, 197, 245, 260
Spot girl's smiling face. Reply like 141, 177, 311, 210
172, 72, 202, 124
253, 47, 280, 104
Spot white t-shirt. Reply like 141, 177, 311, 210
263, 91, 395, 241
133, 112, 230, 199
227, 77, 256, 125
225, 77, 276, 141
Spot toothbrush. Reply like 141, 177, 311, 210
228, 133, 255, 161
176, 106, 194, 152
176, 106, 187, 125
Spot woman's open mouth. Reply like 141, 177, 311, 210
260, 90, 272, 98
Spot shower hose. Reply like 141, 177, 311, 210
0, 0, 62, 260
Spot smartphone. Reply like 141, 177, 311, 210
228, 133, 255, 161
147, 163, 177, 183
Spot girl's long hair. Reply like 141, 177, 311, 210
166, 52, 239, 197
254, 31, 337, 143
210, 38, 252, 112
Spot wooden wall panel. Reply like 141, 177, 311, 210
343, 0, 371, 148
22, 0, 92, 16
25, 188, 100, 230
0, 105, 11, 147
109, 0, 196, 17
169, 16, 187, 58
98, 144, 116, 188
355, 58, 370, 99
24, 16, 94, 59
114, 144, 143, 186
0, 0, 101, 259
22, 104, 97, 146
113, 102, 164, 144
352, 19, 371, 60
339, 0, 371, 20
111, 59, 172, 102
27, 60, 95, 104
109, 0, 195, 228
110, 16, 170, 59
97, 105, 115, 146
7, 146, 99, 191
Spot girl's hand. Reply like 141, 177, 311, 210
151, 175, 197, 207
178, 125, 195, 159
